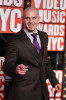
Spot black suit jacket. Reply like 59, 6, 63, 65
3, 29, 59, 100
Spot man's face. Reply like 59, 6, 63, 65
23, 10, 40, 33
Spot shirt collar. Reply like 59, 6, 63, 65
23, 27, 38, 36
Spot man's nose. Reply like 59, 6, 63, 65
29, 18, 33, 23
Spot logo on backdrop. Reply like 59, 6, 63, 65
0, 0, 24, 33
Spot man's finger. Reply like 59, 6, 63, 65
19, 64, 28, 69
22, 68, 28, 71
19, 71, 26, 75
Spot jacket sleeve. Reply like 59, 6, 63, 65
45, 34, 59, 87
3, 37, 18, 77
45, 57, 59, 87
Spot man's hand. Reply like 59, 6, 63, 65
55, 84, 61, 93
16, 64, 28, 75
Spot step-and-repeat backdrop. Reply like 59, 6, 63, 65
0, 0, 66, 100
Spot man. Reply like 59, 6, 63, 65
3, 7, 61, 100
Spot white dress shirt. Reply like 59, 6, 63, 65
23, 28, 41, 49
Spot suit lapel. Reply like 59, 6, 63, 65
18, 29, 47, 65
38, 31, 47, 63
19, 29, 40, 64
38, 32, 44, 56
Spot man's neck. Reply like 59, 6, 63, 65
23, 27, 37, 33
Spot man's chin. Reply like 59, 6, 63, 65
26, 27, 36, 32
27, 28, 34, 32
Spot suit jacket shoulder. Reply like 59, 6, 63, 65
38, 30, 48, 45
7, 29, 24, 43
38, 30, 48, 36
